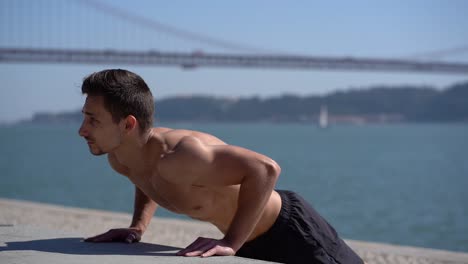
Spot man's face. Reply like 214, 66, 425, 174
78, 96, 123, 156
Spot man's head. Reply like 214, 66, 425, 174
78, 69, 154, 155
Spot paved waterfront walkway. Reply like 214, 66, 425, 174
0, 225, 272, 264
1, 198, 467, 264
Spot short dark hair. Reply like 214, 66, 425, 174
81, 69, 154, 132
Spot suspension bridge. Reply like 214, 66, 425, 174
1, 0, 468, 74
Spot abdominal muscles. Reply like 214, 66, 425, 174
148, 177, 239, 231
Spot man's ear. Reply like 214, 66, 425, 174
124, 115, 138, 132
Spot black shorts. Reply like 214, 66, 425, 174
236, 190, 363, 264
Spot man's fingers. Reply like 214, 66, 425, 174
201, 246, 219, 257
85, 236, 110, 242
176, 237, 202, 255
85, 231, 111, 242
184, 242, 216, 257
84, 229, 142, 244
202, 246, 234, 257
85, 230, 120, 243
178, 244, 207, 256
88, 232, 115, 243
184, 250, 205, 257
124, 232, 139, 244
176, 238, 235, 258
177, 237, 212, 256
85, 233, 108, 242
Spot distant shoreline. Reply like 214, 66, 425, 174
4, 119, 468, 128
3, 81, 468, 126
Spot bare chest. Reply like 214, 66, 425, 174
127, 170, 218, 220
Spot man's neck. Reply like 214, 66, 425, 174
111, 130, 153, 169
111, 129, 165, 170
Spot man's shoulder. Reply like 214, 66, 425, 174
152, 127, 173, 134
153, 127, 226, 146
152, 127, 194, 139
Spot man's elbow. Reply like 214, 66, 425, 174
265, 159, 281, 182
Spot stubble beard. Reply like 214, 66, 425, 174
88, 137, 122, 156
89, 143, 106, 156
85, 137, 106, 156
86, 130, 123, 156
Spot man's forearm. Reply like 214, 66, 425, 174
130, 186, 158, 232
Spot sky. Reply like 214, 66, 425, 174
1, 0, 468, 123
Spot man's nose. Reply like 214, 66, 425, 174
78, 123, 87, 137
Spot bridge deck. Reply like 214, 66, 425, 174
1, 48, 468, 74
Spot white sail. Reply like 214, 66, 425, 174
319, 105, 328, 128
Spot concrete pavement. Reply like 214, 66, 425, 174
0, 225, 272, 264
1, 198, 468, 264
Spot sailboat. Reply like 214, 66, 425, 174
319, 105, 328, 128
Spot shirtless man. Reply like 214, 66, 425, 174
80, 69, 363, 263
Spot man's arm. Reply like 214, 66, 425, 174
130, 186, 158, 233
159, 136, 281, 256
85, 155, 158, 243
107, 153, 158, 233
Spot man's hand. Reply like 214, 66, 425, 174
177, 237, 235, 257
84, 228, 142, 244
